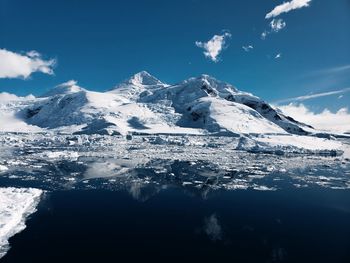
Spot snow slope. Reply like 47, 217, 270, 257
0, 187, 43, 259
179, 97, 285, 134
142, 75, 312, 135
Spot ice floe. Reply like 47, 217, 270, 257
0, 133, 349, 195
0, 165, 8, 172
0, 187, 43, 259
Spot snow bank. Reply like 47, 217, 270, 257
237, 135, 343, 155
0, 187, 43, 259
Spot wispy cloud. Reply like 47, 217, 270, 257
311, 64, 350, 75
195, 32, 231, 62
277, 103, 350, 133
242, 45, 253, 52
261, 31, 268, 40
0, 48, 55, 79
270, 19, 286, 32
261, 19, 286, 39
274, 87, 350, 104
275, 53, 282, 59
265, 0, 312, 19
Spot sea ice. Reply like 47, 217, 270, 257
0, 187, 43, 259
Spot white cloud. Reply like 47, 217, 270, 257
261, 31, 268, 40
0, 92, 35, 102
242, 45, 253, 52
274, 87, 350, 104
266, 0, 312, 19
0, 48, 55, 79
26, 50, 41, 58
261, 19, 286, 40
270, 19, 286, 32
195, 32, 231, 62
275, 53, 282, 59
277, 103, 350, 133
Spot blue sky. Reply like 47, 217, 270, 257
0, 0, 349, 111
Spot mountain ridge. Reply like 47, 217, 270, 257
1, 71, 316, 136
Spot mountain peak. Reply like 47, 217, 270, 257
40, 80, 83, 97
184, 74, 224, 84
127, 71, 164, 86
181, 74, 238, 93
195, 74, 227, 83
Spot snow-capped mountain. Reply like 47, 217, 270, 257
140, 74, 313, 134
1, 71, 315, 136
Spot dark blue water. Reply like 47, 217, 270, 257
2, 186, 350, 262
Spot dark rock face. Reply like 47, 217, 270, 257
225, 95, 235, 102
201, 84, 217, 96
274, 114, 282, 121
26, 106, 42, 118
58, 97, 74, 109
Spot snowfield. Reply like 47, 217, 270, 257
0, 187, 43, 259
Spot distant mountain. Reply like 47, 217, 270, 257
6, 71, 314, 136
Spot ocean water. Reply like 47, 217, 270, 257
0, 136, 350, 262
1, 168, 350, 262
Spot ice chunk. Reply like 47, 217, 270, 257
42, 151, 79, 159
0, 187, 43, 258
0, 165, 8, 172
